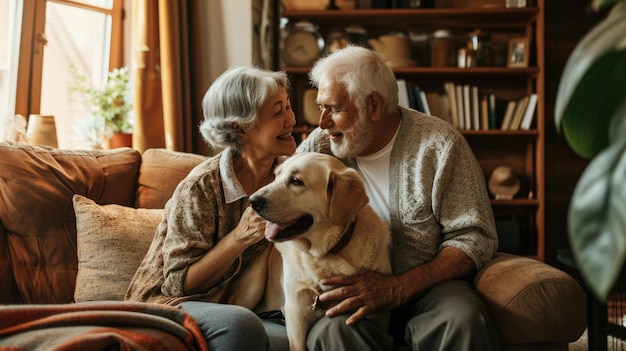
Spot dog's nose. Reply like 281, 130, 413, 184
249, 195, 265, 212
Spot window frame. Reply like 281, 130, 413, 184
14, 0, 123, 119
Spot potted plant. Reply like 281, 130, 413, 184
72, 66, 133, 148
554, 0, 626, 302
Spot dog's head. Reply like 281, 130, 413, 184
249, 152, 369, 255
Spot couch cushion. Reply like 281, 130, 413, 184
73, 195, 163, 302
136, 148, 207, 209
0, 142, 141, 304
474, 253, 587, 346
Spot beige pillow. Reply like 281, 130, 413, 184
73, 194, 163, 302
136, 148, 208, 209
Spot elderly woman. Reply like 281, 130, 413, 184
126, 66, 296, 351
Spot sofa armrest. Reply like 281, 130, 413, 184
474, 252, 587, 346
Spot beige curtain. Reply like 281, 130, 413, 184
132, 0, 210, 155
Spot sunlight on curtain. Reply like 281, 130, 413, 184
132, 0, 207, 154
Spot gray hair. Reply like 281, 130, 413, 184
309, 45, 398, 116
199, 66, 290, 150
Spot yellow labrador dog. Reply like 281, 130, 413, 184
250, 152, 392, 351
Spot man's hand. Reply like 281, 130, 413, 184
318, 270, 405, 326
317, 248, 476, 326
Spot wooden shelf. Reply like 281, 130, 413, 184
462, 129, 539, 136
282, 7, 539, 28
283, 66, 540, 75
295, 126, 539, 137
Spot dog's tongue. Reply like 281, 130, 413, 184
265, 221, 289, 240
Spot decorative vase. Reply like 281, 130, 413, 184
104, 132, 132, 149
26, 115, 58, 148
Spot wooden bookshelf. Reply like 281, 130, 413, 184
274, 0, 545, 261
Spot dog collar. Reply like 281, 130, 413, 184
328, 219, 357, 254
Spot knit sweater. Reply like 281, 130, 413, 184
297, 107, 498, 274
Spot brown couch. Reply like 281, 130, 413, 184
0, 141, 587, 350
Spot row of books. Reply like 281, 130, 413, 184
397, 79, 538, 131
500, 94, 538, 131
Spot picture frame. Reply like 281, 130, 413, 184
507, 37, 529, 68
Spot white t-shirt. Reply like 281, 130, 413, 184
355, 128, 399, 226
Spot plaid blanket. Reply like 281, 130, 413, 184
0, 301, 209, 351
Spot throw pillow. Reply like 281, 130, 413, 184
136, 148, 208, 209
73, 194, 163, 302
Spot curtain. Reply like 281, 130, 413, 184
131, 0, 210, 155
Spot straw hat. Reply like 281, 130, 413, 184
368, 34, 417, 68
488, 166, 520, 200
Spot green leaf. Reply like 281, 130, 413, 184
569, 136, 626, 302
561, 50, 626, 158
555, 2, 626, 158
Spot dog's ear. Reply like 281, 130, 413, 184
328, 168, 369, 224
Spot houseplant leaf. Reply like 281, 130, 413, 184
560, 50, 626, 158
555, 1, 626, 302
568, 132, 626, 302
554, 1, 626, 159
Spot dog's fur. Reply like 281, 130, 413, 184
250, 152, 392, 351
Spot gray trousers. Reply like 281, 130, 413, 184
180, 280, 499, 351
305, 280, 499, 351
179, 300, 386, 351
179, 301, 287, 351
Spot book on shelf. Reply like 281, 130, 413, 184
425, 92, 451, 125
500, 100, 517, 130
520, 93, 538, 130
480, 95, 489, 131
419, 90, 431, 115
463, 85, 471, 130
443, 82, 459, 128
438, 93, 454, 126
455, 85, 464, 129
405, 81, 418, 111
471, 86, 480, 130
398, 80, 440, 117
413, 84, 428, 114
509, 96, 530, 130
396, 79, 410, 109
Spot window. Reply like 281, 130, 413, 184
0, 0, 22, 141
1, 0, 124, 149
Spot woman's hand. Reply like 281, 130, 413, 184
184, 206, 266, 294
232, 206, 267, 247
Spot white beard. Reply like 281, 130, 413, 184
328, 109, 376, 158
